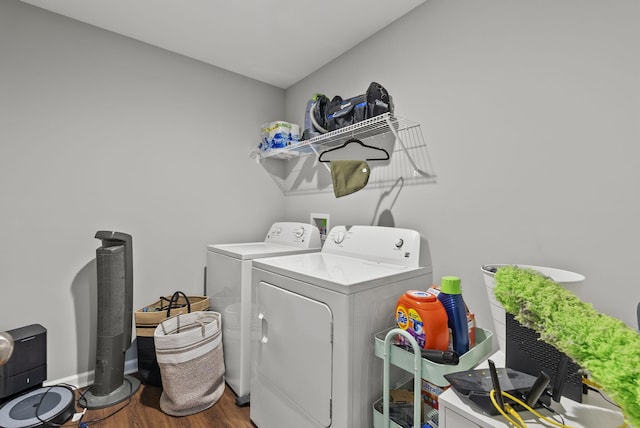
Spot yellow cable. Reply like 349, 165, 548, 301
490, 389, 574, 428
491, 384, 631, 428
506, 403, 527, 427
490, 389, 525, 428
502, 391, 572, 428
582, 377, 603, 390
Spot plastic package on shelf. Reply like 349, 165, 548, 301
259, 121, 300, 151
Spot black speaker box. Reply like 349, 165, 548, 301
0, 324, 47, 403
505, 313, 583, 402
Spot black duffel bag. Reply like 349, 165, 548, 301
325, 82, 394, 132
309, 82, 394, 134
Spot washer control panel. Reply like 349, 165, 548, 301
264, 222, 321, 249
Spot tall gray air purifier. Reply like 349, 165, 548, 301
80, 231, 140, 409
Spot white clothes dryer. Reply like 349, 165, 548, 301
249, 225, 433, 428
206, 222, 321, 405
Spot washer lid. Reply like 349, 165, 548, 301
207, 242, 319, 260
253, 252, 430, 294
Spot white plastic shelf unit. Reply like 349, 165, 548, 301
250, 113, 437, 195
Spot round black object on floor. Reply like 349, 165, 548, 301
0, 386, 74, 428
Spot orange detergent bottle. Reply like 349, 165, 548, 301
395, 290, 449, 350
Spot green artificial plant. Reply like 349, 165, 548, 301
494, 265, 640, 427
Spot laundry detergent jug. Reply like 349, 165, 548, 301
395, 290, 449, 350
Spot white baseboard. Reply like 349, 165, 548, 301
44, 358, 138, 389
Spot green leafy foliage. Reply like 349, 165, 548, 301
494, 265, 640, 427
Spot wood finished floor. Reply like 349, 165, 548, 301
76, 377, 253, 427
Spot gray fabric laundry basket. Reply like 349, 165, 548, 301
154, 311, 225, 416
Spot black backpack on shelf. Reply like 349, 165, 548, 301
365, 82, 394, 120
309, 93, 331, 136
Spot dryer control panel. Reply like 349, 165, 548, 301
323, 225, 423, 267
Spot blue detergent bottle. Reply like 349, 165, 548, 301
437, 276, 470, 355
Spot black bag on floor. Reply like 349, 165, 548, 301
137, 336, 163, 387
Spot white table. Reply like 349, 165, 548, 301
438, 351, 626, 428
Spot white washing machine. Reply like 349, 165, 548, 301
249, 225, 433, 428
206, 222, 321, 405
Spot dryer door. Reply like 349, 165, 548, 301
255, 281, 333, 427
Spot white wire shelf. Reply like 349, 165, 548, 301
251, 113, 437, 195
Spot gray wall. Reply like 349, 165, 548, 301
284, 0, 640, 338
0, 0, 286, 381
